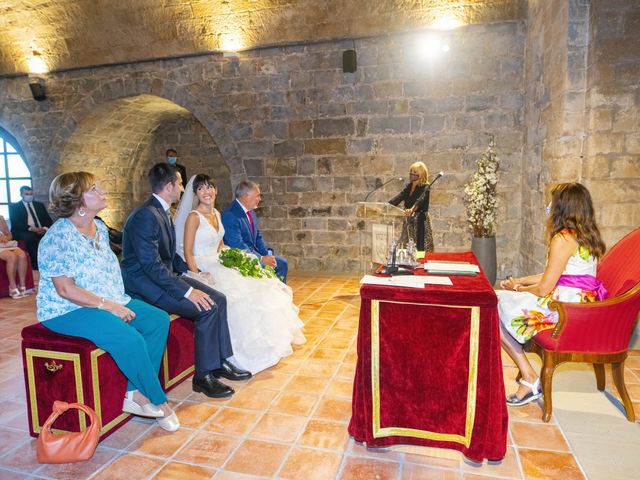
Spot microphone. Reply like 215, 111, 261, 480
364, 177, 404, 202
428, 171, 444, 188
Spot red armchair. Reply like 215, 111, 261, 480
0, 241, 35, 297
524, 227, 640, 422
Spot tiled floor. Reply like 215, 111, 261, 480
1, 274, 639, 479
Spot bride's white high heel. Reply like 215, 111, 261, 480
122, 390, 164, 418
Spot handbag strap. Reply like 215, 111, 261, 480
42, 401, 100, 433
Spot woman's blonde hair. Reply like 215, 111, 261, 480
49, 171, 95, 218
409, 162, 429, 186
546, 182, 606, 259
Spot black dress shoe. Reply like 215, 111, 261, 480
192, 373, 234, 398
212, 360, 252, 381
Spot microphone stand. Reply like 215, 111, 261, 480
361, 177, 403, 275
364, 177, 404, 203
428, 172, 444, 188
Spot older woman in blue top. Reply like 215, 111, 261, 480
37, 171, 179, 432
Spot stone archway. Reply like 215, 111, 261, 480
59, 94, 232, 227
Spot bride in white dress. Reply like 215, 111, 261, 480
174, 174, 306, 374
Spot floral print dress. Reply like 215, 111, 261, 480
498, 246, 601, 344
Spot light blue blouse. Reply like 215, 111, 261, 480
37, 218, 131, 322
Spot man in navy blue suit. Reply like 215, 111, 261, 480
120, 164, 251, 398
221, 180, 288, 283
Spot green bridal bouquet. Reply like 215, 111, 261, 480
218, 248, 276, 279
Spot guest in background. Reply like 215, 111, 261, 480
498, 183, 607, 406
389, 161, 434, 252
37, 171, 179, 431
8, 185, 53, 269
166, 149, 187, 187
221, 180, 288, 282
0, 214, 29, 298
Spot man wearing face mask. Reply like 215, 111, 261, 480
8, 185, 53, 270
166, 149, 187, 189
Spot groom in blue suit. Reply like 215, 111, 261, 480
221, 180, 288, 282
121, 164, 251, 398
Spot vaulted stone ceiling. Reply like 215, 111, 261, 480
0, 0, 525, 76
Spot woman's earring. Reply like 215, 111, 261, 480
78, 207, 86, 217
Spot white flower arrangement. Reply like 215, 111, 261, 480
464, 138, 499, 237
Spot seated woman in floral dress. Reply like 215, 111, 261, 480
37, 172, 179, 431
498, 183, 607, 406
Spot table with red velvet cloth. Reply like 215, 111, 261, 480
348, 252, 507, 462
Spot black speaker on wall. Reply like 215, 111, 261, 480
29, 82, 47, 101
343, 49, 357, 73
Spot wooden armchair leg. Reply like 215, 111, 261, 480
593, 363, 605, 391
540, 353, 557, 423
611, 361, 635, 422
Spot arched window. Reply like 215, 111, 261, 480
0, 127, 32, 220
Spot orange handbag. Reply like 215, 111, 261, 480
36, 400, 101, 464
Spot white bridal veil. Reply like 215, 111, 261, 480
174, 175, 197, 259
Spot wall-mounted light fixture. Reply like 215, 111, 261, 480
343, 49, 357, 73
416, 33, 451, 60
28, 77, 47, 101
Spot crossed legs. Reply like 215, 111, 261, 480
500, 323, 539, 401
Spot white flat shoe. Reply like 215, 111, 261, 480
157, 412, 180, 432
122, 390, 164, 418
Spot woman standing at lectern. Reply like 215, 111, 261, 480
389, 161, 434, 252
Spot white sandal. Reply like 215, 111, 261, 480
122, 390, 164, 418
506, 378, 541, 406
9, 288, 24, 299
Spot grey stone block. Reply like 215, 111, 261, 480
368, 117, 411, 134
274, 140, 304, 157
313, 118, 355, 137
287, 177, 314, 192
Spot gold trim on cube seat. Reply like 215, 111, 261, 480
162, 316, 195, 389
90, 348, 130, 435
370, 300, 480, 447
25, 349, 85, 435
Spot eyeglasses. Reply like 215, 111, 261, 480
87, 184, 105, 195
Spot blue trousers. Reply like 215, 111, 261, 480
275, 256, 288, 283
42, 299, 169, 405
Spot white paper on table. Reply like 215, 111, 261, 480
360, 275, 453, 288
423, 262, 480, 273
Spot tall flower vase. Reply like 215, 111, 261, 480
472, 236, 497, 286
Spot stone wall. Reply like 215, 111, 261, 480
1, 0, 527, 75
584, 0, 640, 248
0, 22, 526, 273
521, 0, 639, 275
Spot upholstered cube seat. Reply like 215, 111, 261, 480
21, 315, 194, 440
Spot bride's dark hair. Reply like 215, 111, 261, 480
192, 174, 216, 193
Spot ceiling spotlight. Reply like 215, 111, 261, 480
417, 33, 450, 60
432, 15, 464, 30
27, 56, 48, 75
